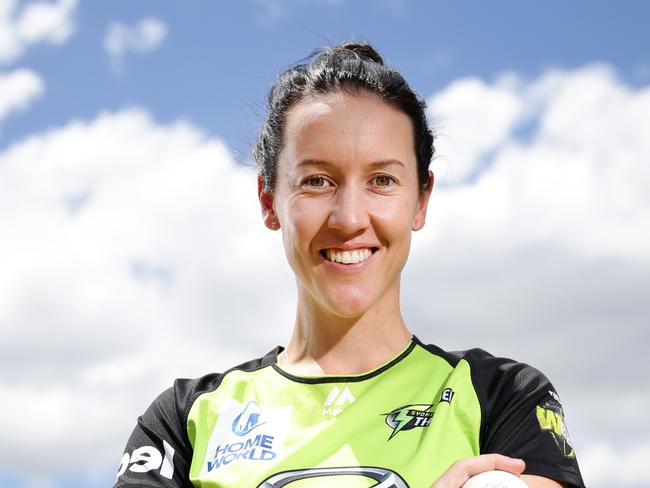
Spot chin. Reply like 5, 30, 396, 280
321, 289, 377, 319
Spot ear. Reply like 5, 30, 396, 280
412, 170, 434, 231
258, 175, 279, 230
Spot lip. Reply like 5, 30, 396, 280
319, 247, 379, 271
321, 245, 380, 252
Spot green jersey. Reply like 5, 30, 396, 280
114, 337, 585, 487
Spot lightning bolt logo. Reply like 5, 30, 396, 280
388, 409, 413, 440
383, 404, 434, 440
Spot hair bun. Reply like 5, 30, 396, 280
337, 41, 384, 65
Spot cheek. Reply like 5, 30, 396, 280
283, 200, 328, 253
374, 197, 415, 237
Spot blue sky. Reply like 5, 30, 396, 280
1, 1, 649, 487
5, 1, 650, 159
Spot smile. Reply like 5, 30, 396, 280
320, 248, 378, 264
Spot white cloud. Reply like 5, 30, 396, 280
0, 107, 295, 481
580, 442, 650, 487
424, 63, 650, 260
411, 64, 649, 382
0, 63, 648, 487
0, 68, 44, 120
0, 0, 78, 65
15, 0, 76, 44
428, 74, 526, 184
104, 17, 168, 73
411, 64, 649, 486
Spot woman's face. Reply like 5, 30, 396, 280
258, 90, 433, 319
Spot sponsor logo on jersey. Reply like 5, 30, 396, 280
202, 398, 291, 475
548, 389, 562, 404
116, 440, 175, 481
207, 433, 277, 472
439, 387, 454, 403
536, 398, 575, 458
258, 466, 410, 488
232, 401, 267, 436
322, 386, 356, 417
383, 404, 434, 440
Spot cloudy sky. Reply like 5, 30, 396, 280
1, 1, 648, 487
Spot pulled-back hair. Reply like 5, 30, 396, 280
253, 40, 435, 193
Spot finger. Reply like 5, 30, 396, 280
433, 454, 525, 488
462, 454, 526, 477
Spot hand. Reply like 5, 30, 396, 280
430, 454, 526, 488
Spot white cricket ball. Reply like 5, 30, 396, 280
462, 470, 528, 488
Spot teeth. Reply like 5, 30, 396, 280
325, 248, 373, 264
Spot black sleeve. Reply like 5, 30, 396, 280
470, 350, 586, 488
114, 381, 195, 488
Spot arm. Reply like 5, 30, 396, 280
429, 455, 568, 488
114, 384, 194, 487
471, 353, 585, 488
430, 454, 524, 487
521, 475, 566, 488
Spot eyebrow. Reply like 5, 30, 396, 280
296, 158, 405, 169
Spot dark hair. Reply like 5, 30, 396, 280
253, 40, 435, 193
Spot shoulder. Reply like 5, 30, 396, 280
416, 339, 584, 487
414, 338, 561, 435
115, 347, 283, 486
414, 337, 552, 393
158, 345, 283, 421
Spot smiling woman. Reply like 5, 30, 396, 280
262, 90, 430, 331
114, 41, 586, 488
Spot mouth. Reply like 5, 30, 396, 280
319, 247, 379, 265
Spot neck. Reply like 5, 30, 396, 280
279, 281, 412, 376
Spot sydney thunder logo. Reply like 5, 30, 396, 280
383, 404, 434, 440
536, 397, 575, 458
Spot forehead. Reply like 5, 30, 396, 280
280, 90, 415, 170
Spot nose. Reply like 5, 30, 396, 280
327, 184, 370, 234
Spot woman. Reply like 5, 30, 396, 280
114, 41, 585, 488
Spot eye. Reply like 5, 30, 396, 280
302, 176, 330, 188
373, 174, 397, 187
